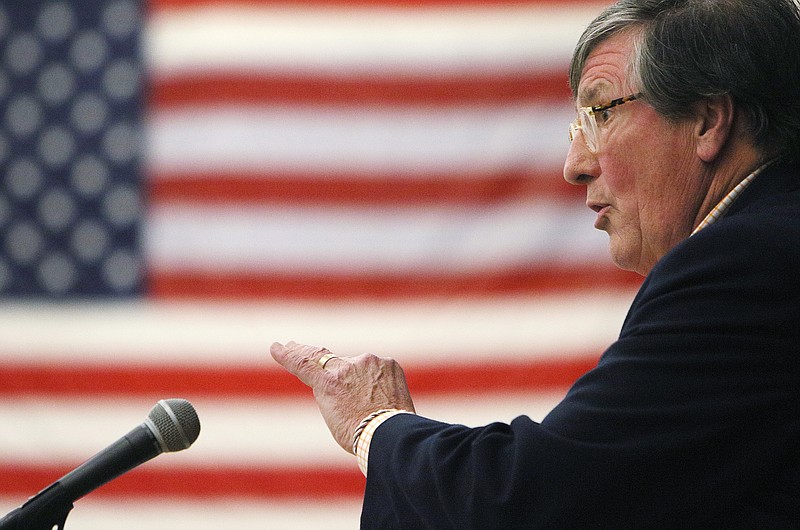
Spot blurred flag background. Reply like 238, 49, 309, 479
0, 0, 639, 528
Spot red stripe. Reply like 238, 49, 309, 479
0, 355, 599, 398
0, 464, 364, 500
148, 170, 582, 206
147, 267, 642, 300
151, 0, 604, 11
150, 72, 572, 108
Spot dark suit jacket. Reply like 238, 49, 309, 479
361, 162, 800, 529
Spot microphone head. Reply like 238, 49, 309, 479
145, 398, 201, 453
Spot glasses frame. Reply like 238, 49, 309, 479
569, 93, 640, 153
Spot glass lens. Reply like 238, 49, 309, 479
569, 121, 579, 143
579, 107, 598, 152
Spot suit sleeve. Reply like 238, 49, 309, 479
361, 217, 800, 529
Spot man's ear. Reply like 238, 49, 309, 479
694, 94, 736, 163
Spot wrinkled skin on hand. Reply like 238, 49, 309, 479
270, 341, 416, 453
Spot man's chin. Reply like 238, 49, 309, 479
607, 237, 640, 274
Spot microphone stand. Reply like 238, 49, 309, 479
0, 482, 74, 530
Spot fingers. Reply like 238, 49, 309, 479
270, 341, 342, 387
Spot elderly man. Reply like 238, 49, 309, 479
271, 0, 800, 527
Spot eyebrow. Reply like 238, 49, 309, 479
576, 83, 612, 107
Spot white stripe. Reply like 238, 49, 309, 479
144, 201, 609, 274
0, 497, 365, 530
0, 293, 634, 364
146, 5, 603, 76
0, 393, 567, 466
146, 105, 574, 173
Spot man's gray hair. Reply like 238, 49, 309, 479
569, 0, 800, 162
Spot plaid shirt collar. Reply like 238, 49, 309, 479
691, 161, 773, 236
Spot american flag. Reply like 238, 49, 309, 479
0, 0, 640, 528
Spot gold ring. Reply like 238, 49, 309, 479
318, 352, 337, 369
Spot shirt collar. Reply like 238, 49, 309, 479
691, 161, 773, 236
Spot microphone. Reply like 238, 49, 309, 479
0, 398, 201, 530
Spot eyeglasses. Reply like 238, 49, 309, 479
568, 94, 639, 153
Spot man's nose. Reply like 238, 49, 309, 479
563, 133, 598, 186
